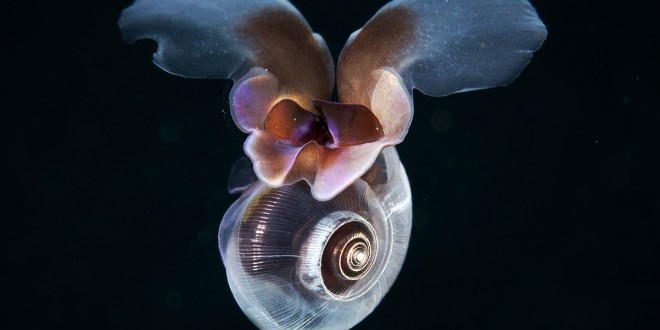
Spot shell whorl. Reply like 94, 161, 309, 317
218, 147, 411, 330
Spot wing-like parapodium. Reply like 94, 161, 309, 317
337, 0, 547, 106
119, 0, 334, 106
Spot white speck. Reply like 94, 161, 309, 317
356, 251, 365, 262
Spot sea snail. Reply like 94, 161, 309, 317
219, 147, 412, 329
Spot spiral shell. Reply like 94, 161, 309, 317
218, 147, 412, 329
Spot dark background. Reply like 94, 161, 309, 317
6, 0, 659, 329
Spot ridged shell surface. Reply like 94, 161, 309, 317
218, 147, 412, 329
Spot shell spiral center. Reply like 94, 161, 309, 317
321, 218, 377, 298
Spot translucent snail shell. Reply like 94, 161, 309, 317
218, 146, 412, 329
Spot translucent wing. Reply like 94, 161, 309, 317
337, 0, 547, 106
118, 0, 334, 110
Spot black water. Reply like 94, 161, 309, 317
6, 0, 659, 329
